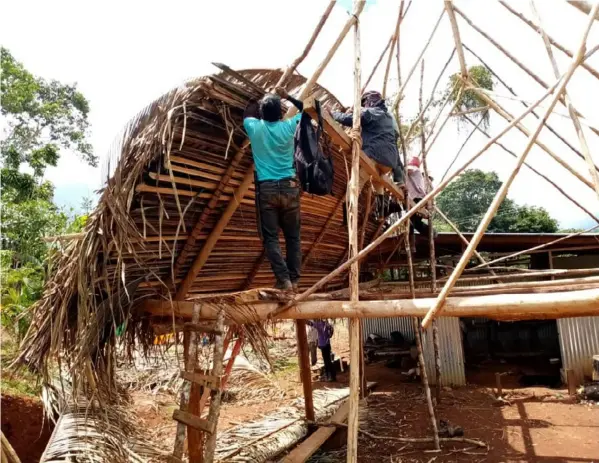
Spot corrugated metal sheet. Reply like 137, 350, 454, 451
422, 317, 466, 386
362, 316, 466, 386
557, 316, 599, 383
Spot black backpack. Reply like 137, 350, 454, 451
294, 100, 334, 195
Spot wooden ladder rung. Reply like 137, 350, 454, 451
181, 371, 221, 390
184, 322, 223, 335
172, 409, 216, 434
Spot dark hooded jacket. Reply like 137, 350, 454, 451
331, 92, 402, 174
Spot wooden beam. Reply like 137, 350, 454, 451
421, 3, 599, 330
173, 410, 215, 434
143, 287, 599, 322
282, 401, 350, 463
303, 97, 404, 203
296, 320, 315, 422
175, 166, 255, 299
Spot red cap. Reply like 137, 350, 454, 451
408, 156, 421, 168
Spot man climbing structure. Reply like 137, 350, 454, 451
243, 88, 304, 291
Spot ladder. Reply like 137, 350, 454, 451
172, 304, 226, 463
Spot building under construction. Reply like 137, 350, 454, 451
13, 1, 599, 462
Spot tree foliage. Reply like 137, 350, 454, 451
436, 169, 558, 233
448, 65, 494, 130
1, 48, 94, 338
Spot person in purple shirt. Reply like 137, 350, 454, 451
307, 319, 336, 382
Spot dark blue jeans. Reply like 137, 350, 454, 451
256, 179, 301, 285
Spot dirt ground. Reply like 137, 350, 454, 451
1, 394, 54, 463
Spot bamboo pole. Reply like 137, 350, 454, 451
462, 113, 599, 225
421, 3, 599, 330
382, 2, 404, 99
391, 8, 446, 112
529, 0, 599, 200
444, 0, 468, 77
275, 0, 336, 88
455, 4, 599, 140
347, 1, 363, 459
500, 1, 599, 81
287, 1, 367, 118
269, 72, 565, 314
472, 224, 599, 271
359, 186, 373, 251
363, 37, 392, 93
568, 0, 599, 20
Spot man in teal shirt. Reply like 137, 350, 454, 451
243, 89, 303, 291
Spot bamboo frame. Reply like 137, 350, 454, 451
382, 2, 404, 99
422, 2, 599, 330
529, 0, 599, 200
270, 72, 564, 315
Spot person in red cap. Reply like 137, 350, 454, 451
406, 155, 435, 251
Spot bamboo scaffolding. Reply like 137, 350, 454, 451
529, 0, 599, 200
444, 0, 468, 77
363, 37, 393, 93
348, 1, 362, 458
271, 72, 565, 314
391, 8, 446, 112
422, 2, 599, 329
287, 0, 367, 118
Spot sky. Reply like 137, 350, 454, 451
2, 0, 599, 229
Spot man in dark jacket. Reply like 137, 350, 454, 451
331, 90, 404, 190
243, 89, 304, 291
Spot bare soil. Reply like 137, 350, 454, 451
1, 394, 54, 463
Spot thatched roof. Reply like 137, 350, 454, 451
17, 67, 381, 384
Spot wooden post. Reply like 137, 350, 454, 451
495, 372, 503, 397
421, 6, 599, 329
188, 333, 204, 463
203, 310, 226, 463
286, 0, 367, 118
444, 0, 468, 77
278, 73, 564, 309
548, 251, 555, 281
347, 1, 363, 460
530, 0, 599, 200
296, 320, 315, 421
566, 369, 577, 395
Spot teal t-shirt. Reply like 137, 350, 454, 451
243, 113, 301, 181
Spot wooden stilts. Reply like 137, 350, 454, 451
529, 0, 599, 200
271, 73, 564, 312
347, 2, 364, 460
422, 3, 599, 329
296, 320, 315, 421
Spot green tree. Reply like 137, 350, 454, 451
436, 169, 558, 233
1, 48, 94, 337
448, 65, 494, 129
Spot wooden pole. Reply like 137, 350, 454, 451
529, 0, 599, 200
566, 369, 578, 395
382, 2, 404, 99
421, 3, 599, 330
444, 0, 468, 77
295, 320, 315, 421
363, 37, 393, 93
347, 1, 363, 460
391, 8, 446, 112
568, 0, 599, 20
275, 0, 336, 88
287, 1, 367, 118
272, 73, 565, 312
500, 1, 599, 81
495, 372, 503, 397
